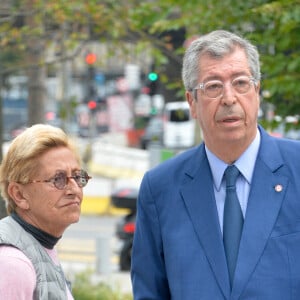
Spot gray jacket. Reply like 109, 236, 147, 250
0, 216, 69, 299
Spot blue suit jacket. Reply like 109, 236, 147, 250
131, 126, 300, 299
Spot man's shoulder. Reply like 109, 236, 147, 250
260, 126, 300, 157
142, 144, 206, 191
271, 134, 300, 153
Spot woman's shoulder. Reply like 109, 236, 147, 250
0, 245, 36, 298
0, 244, 35, 272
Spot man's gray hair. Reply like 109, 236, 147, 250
182, 30, 261, 92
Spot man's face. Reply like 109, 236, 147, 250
186, 48, 260, 159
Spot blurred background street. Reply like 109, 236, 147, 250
57, 131, 152, 295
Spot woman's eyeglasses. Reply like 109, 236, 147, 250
26, 170, 92, 190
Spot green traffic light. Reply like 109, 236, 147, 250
148, 72, 158, 81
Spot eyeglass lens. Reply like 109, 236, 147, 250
201, 76, 253, 98
53, 170, 90, 189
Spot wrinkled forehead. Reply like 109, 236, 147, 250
198, 48, 250, 80
34, 147, 81, 176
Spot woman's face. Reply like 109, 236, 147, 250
10, 147, 83, 237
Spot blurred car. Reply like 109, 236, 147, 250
163, 101, 195, 149
140, 116, 164, 149
111, 187, 138, 271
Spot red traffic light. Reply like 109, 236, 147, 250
88, 100, 97, 110
85, 53, 97, 65
141, 86, 150, 94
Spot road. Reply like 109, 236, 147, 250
58, 214, 120, 272
58, 214, 133, 293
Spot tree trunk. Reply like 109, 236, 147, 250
25, 0, 46, 126
27, 63, 46, 125
0, 75, 7, 219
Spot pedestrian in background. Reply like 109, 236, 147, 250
131, 30, 300, 299
0, 124, 91, 299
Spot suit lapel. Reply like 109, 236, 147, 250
181, 148, 231, 298
232, 129, 288, 298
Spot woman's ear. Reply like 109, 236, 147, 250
7, 182, 30, 210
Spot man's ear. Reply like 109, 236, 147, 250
186, 91, 197, 119
7, 182, 30, 210
254, 81, 261, 106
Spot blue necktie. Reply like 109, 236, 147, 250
223, 165, 244, 286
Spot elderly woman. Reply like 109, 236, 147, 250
0, 124, 91, 299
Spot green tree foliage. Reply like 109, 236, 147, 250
0, 0, 299, 118
251, 1, 300, 117
72, 270, 132, 300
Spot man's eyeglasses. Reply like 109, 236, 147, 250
193, 76, 257, 99
27, 170, 92, 190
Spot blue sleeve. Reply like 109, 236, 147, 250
131, 172, 170, 299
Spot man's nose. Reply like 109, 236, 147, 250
220, 83, 237, 105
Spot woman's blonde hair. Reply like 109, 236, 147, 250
0, 124, 81, 214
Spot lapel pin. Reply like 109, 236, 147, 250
274, 184, 283, 192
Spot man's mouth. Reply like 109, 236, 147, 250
222, 116, 240, 123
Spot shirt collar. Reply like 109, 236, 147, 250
205, 129, 261, 191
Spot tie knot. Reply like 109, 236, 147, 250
224, 165, 240, 188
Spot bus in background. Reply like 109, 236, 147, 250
163, 101, 195, 149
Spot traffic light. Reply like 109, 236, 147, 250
148, 72, 158, 82
85, 52, 97, 65
147, 71, 159, 96
87, 100, 97, 111
84, 51, 98, 105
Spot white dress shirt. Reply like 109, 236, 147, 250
205, 129, 261, 233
